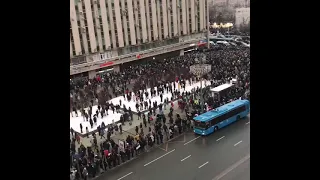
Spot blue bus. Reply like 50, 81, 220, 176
193, 100, 250, 135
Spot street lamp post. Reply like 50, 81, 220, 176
207, 0, 210, 49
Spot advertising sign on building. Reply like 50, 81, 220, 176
100, 51, 112, 61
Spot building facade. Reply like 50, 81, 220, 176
210, 0, 250, 7
70, 0, 209, 78
235, 7, 250, 28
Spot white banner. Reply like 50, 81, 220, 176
118, 140, 125, 152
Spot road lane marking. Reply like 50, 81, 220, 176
216, 136, 225, 141
184, 136, 201, 145
198, 161, 209, 168
144, 149, 175, 167
181, 155, 191, 162
157, 147, 167, 152
212, 154, 250, 180
246, 122, 250, 125
117, 172, 133, 180
234, 141, 242, 146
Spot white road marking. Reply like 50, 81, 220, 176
246, 122, 250, 125
212, 154, 250, 180
216, 136, 225, 141
181, 155, 191, 162
184, 136, 201, 145
234, 141, 242, 146
117, 172, 133, 180
198, 161, 209, 168
143, 149, 175, 166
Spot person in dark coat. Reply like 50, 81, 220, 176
137, 110, 141, 120
97, 126, 101, 136
120, 115, 124, 125
80, 123, 83, 133
84, 112, 89, 121
89, 118, 93, 129
104, 130, 110, 141
119, 124, 122, 134
111, 106, 115, 114
93, 115, 97, 124
73, 106, 78, 117
100, 110, 104, 118
88, 107, 92, 117
100, 128, 105, 139
95, 109, 99, 118
85, 127, 89, 138
143, 114, 147, 127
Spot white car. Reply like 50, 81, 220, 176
241, 41, 250, 47
229, 42, 237, 46
209, 41, 216, 46
216, 41, 230, 46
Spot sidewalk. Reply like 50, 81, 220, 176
73, 100, 187, 150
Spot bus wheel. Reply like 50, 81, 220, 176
214, 126, 219, 132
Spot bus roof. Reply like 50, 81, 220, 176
210, 83, 233, 92
193, 100, 249, 122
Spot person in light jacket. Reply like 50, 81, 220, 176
82, 167, 88, 180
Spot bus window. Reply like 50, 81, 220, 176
194, 121, 207, 130
205, 122, 210, 129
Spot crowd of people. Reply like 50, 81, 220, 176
70, 45, 250, 179
70, 47, 249, 109
70, 105, 192, 180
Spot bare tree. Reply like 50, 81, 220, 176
209, 4, 218, 22
209, 4, 235, 23
239, 19, 250, 33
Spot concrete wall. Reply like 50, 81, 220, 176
180, 49, 184, 56
113, 65, 120, 73
88, 70, 97, 79
235, 7, 250, 28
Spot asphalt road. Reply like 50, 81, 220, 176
96, 115, 250, 180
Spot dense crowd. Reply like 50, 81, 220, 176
70, 45, 250, 180
70, 46, 249, 110
70, 106, 192, 180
